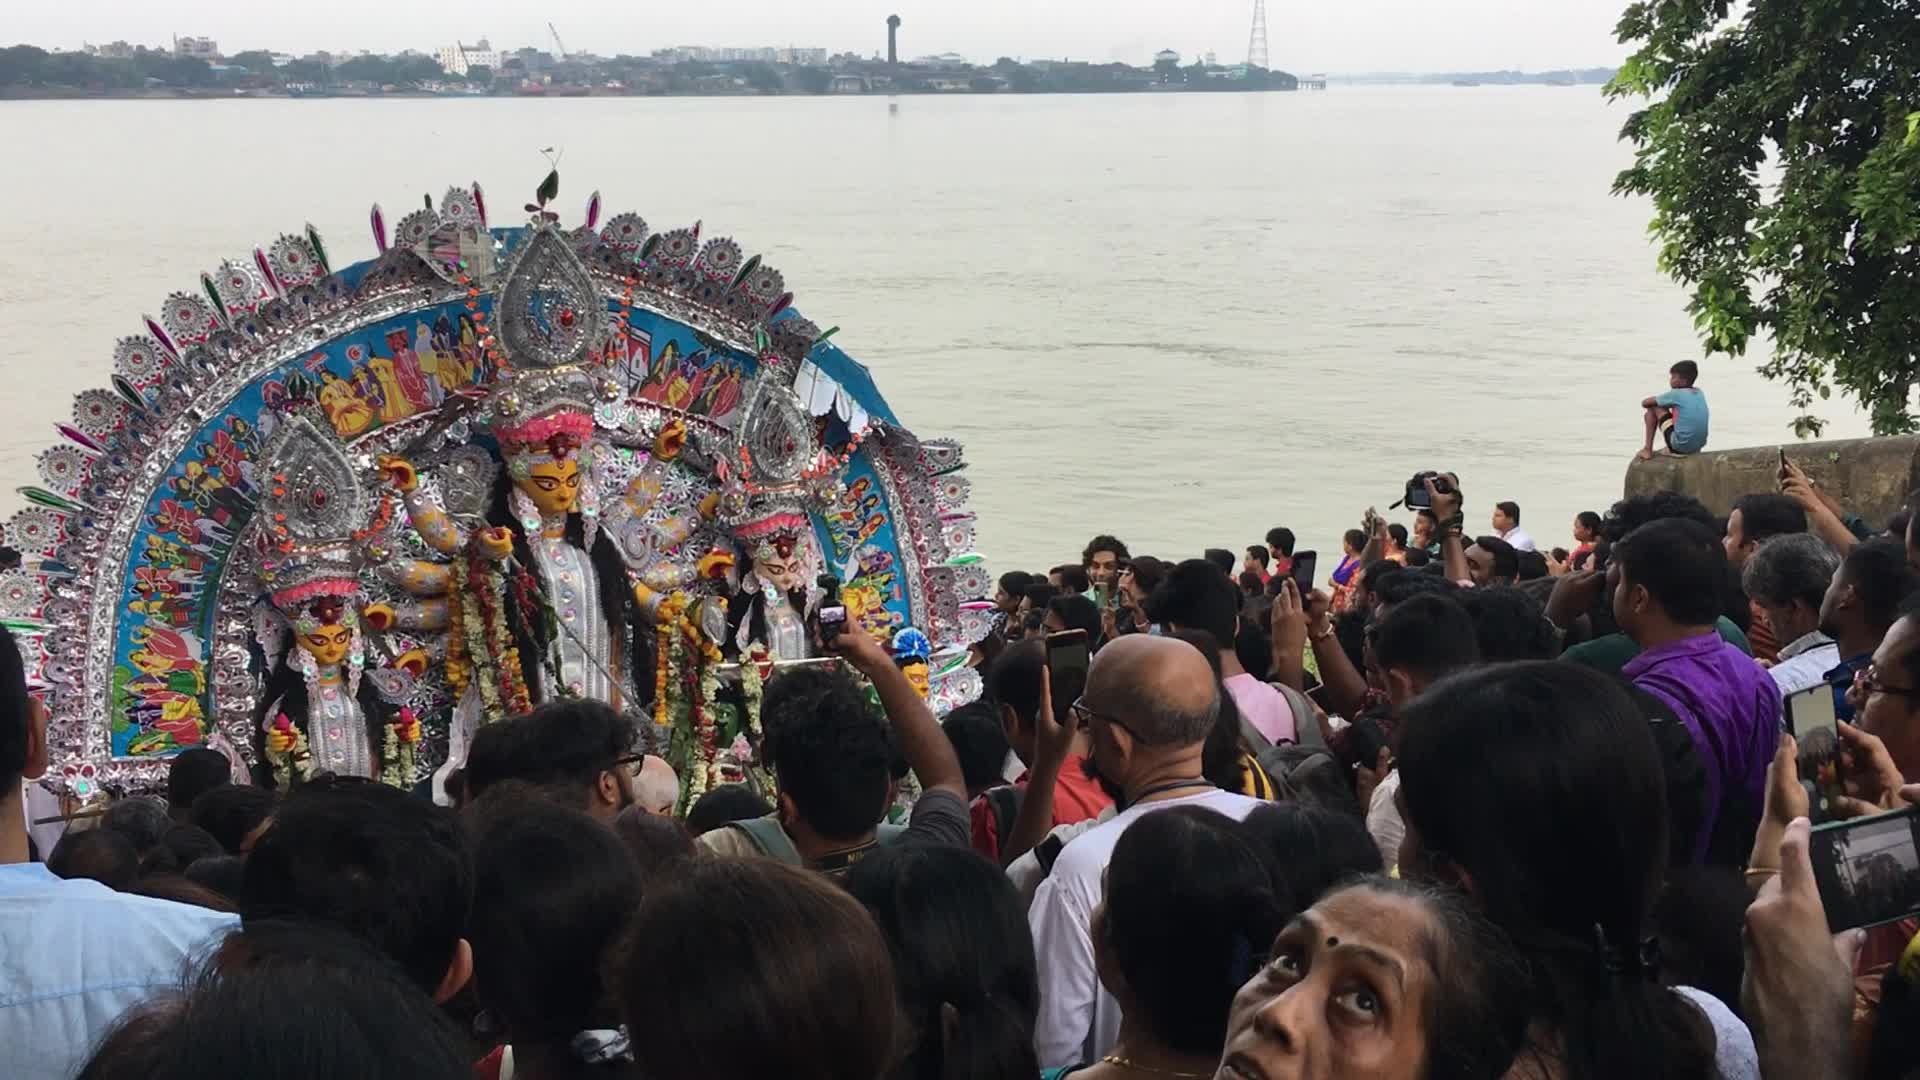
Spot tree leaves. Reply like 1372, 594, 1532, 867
1615, 0, 1920, 437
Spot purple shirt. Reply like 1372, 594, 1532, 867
1623, 631, 1782, 862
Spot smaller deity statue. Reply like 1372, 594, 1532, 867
249, 408, 419, 789
718, 507, 820, 663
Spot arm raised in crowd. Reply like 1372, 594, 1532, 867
830, 628, 966, 801
1268, 578, 1309, 693
998, 665, 1077, 867
1426, 478, 1472, 585
1781, 461, 1859, 555
1742, 817, 1862, 1080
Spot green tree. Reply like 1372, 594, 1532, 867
1610, 0, 1920, 437
792, 66, 832, 94
0, 45, 51, 86
465, 64, 494, 88
226, 50, 277, 76
740, 62, 783, 93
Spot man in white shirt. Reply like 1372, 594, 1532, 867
1029, 635, 1264, 1069
0, 628, 237, 1080
1356, 594, 1482, 866
1742, 533, 1841, 697
1492, 500, 1536, 552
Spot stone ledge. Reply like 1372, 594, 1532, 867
1623, 435, 1920, 527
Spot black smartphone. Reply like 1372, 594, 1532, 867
1345, 713, 1389, 772
815, 575, 847, 644
1778, 447, 1790, 479
1290, 550, 1319, 595
1809, 806, 1920, 931
1787, 683, 1843, 821
1046, 629, 1091, 721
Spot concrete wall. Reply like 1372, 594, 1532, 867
1623, 435, 1920, 527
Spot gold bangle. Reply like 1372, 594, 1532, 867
1743, 866, 1781, 879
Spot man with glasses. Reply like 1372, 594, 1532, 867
1850, 601, 1920, 783
1818, 538, 1920, 722
1029, 635, 1263, 1069
463, 699, 641, 821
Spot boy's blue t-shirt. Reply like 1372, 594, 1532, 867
1656, 386, 1710, 452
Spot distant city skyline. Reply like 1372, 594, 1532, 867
10, 0, 1635, 73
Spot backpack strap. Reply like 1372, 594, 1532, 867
1268, 680, 1323, 749
724, 816, 803, 864
984, 785, 1026, 849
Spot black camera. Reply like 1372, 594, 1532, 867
1395, 471, 1456, 511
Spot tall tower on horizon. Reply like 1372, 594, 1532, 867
1246, 0, 1270, 71
887, 14, 901, 68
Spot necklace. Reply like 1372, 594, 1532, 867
1100, 1054, 1212, 1078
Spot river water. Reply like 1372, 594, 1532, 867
0, 89, 1867, 572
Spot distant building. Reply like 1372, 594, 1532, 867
436, 38, 499, 76
1153, 49, 1181, 66
830, 74, 868, 93
172, 36, 220, 60
87, 41, 138, 59
777, 47, 829, 66
914, 52, 968, 67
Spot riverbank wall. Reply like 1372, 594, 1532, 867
1624, 435, 1920, 527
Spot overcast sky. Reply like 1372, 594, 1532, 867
11, 1, 1634, 72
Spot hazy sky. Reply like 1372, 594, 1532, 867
13, 1, 1634, 72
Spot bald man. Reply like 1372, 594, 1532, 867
1029, 635, 1267, 1069
633, 755, 680, 817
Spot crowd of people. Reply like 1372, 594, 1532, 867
7, 444, 1920, 1080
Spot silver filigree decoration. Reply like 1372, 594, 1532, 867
0, 571, 38, 619
71, 390, 126, 439
496, 226, 608, 371
112, 336, 166, 384
36, 447, 89, 495
6, 510, 61, 555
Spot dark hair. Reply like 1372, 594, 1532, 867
1515, 550, 1549, 581
1550, 547, 1571, 564
1387, 523, 1409, 548
1101, 808, 1287, 1057
242, 781, 473, 994
1614, 518, 1727, 627
1456, 587, 1558, 663
1649, 867, 1750, 1021
1056, 565, 1091, 594
1082, 535, 1131, 567
1126, 555, 1169, 595
762, 665, 891, 842
1577, 511, 1604, 534
1396, 663, 1714, 1080
1171, 630, 1252, 794
1240, 803, 1383, 914
845, 846, 1040, 1080
997, 571, 1034, 598
78, 921, 470, 1080
1496, 501, 1521, 525
1469, 535, 1521, 581
1370, 594, 1480, 683
189, 784, 277, 855
1342, 528, 1367, 553
1265, 527, 1296, 557
470, 796, 642, 1070
1020, 582, 1058, 610
1359, 559, 1402, 597
1404, 547, 1432, 568
613, 857, 896, 1080
1245, 545, 1269, 567
942, 701, 1012, 795
0, 626, 32, 791
1601, 491, 1716, 545
1234, 597, 1274, 682
139, 823, 225, 877
1731, 493, 1808, 545
100, 797, 174, 859
184, 853, 248, 903
986, 641, 1044, 732
1670, 360, 1699, 385
165, 749, 232, 818
1331, 610, 1370, 673
1150, 558, 1240, 644
683, 784, 773, 836
1375, 570, 1459, 608
1741, 533, 1839, 611
128, 874, 241, 913
611, 804, 695, 876
1839, 537, 1920, 630
1203, 548, 1236, 576
1046, 594, 1102, 643
1237, 570, 1263, 595
49, 827, 141, 891
1887, 510, 1913, 540
464, 698, 636, 810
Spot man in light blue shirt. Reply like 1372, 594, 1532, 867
1639, 359, 1710, 459
0, 627, 236, 1080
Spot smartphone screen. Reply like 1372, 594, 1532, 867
1787, 684, 1842, 820
1046, 629, 1091, 720
1290, 550, 1319, 595
1810, 807, 1920, 931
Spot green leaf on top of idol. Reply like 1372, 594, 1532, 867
945, 553, 984, 566
536, 169, 560, 208
17, 486, 84, 513
754, 328, 771, 354
1, 618, 47, 635
813, 326, 841, 347
200, 273, 230, 325
934, 652, 969, 675
306, 223, 331, 275
111, 375, 150, 412
639, 233, 662, 262
732, 253, 762, 288
424, 193, 433, 210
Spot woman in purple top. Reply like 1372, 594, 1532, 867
1614, 519, 1782, 862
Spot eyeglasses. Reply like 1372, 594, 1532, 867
1071, 699, 1135, 739
1854, 666, 1920, 699
615, 752, 647, 769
